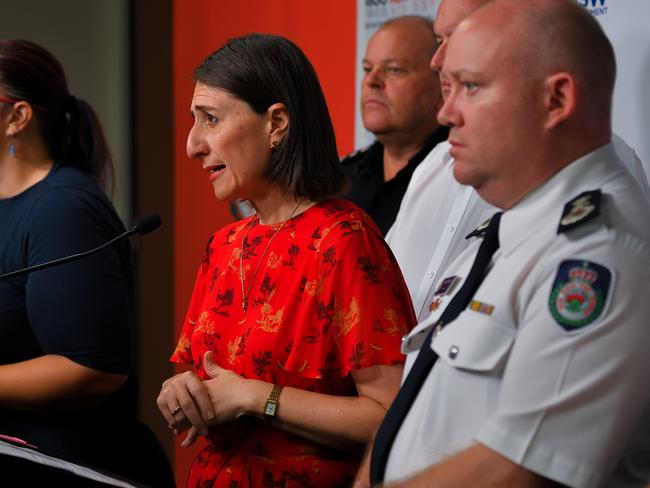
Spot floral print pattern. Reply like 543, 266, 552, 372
171, 199, 416, 487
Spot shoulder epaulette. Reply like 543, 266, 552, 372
340, 144, 372, 165
557, 189, 602, 234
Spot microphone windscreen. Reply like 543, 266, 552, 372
135, 214, 162, 235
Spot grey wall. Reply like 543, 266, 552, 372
2, 0, 131, 221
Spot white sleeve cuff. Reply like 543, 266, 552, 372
476, 419, 603, 488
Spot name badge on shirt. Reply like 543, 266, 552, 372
434, 276, 461, 297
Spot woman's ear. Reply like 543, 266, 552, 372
4, 101, 33, 137
267, 102, 289, 144
543, 72, 576, 131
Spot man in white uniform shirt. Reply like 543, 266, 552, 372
368, 0, 650, 486
387, 0, 650, 322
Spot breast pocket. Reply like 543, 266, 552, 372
416, 311, 515, 457
432, 310, 515, 372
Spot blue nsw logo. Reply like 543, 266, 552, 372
578, 0, 606, 6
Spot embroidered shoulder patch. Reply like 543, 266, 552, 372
548, 259, 612, 331
557, 190, 601, 234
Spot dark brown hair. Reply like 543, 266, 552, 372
0, 39, 114, 194
194, 33, 344, 201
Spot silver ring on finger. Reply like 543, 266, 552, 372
171, 405, 182, 416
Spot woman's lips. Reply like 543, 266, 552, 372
205, 164, 226, 182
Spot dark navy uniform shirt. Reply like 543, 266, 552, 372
341, 126, 449, 235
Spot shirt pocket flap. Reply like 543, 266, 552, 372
432, 312, 514, 372
401, 319, 438, 355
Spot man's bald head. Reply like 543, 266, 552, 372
467, 0, 616, 117
523, 0, 615, 116
438, 0, 615, 209
431, 0, 492, 72
381, 15, 436, 57
362, 15, 442, 143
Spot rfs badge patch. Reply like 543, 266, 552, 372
549, 259, 612, 331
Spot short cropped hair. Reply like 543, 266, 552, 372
194, 34, 344, 201
516, 0, 616, 118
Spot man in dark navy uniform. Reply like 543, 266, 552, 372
342, 16, 448, 235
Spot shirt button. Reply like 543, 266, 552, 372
426, 271, 434, 278
447, 226, 455, 233
449, 345, 459, 360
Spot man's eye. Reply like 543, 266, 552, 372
463, 82, 478, 93
387, 67, 404, 75
362, 65, 372, 74
206, 114, 218, 124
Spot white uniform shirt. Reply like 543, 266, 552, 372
384, 144, 650, 487
385, 141, 496, 320
387, 136, 649, 322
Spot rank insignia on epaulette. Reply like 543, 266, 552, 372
557, 190, 601, 234
434, 275, 461, 296
466, 216, 492, 239
548, 259, 612, 331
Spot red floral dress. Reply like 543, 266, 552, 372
172, 199, 416, 487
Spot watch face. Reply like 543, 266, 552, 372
264, 402, 277, 416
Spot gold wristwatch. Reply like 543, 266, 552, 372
263, 384, 283, 420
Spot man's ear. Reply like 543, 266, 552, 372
543, 72, 576, 131
267, 102, 289, 143
4, 101, 33, 137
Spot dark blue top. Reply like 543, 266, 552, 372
0, 163, 133, 372
0, 163, 173, 486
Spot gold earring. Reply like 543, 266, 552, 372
270, 141, 279, 151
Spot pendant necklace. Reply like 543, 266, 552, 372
239, 200, 302, 313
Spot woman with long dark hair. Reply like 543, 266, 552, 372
157, 34, 417, 487
0, 39, 173, 486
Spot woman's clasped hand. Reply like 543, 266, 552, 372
160, 351, 257, 445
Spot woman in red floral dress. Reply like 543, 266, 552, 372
157, 34, 416, 487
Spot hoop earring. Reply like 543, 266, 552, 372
8, 143, 15, 157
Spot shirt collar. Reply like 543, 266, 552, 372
499, 142, 618, 257
371, 126, 451, 177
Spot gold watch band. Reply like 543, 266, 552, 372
263, 384, 284, 420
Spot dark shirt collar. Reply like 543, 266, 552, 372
366, 125, 450, 179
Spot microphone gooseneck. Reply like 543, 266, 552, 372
134, 214, 162, 235
0, 214, 162, 281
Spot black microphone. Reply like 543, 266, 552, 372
0, 214, 162, 281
